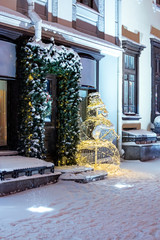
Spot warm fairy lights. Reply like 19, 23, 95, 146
76, 92, 120, 174
17, 37, 82, 163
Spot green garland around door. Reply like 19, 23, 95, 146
17, 38, 82, 164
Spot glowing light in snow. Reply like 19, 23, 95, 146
27, 206, 54, 213
114, 183, 134, 189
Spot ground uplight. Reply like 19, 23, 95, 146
27, 206, 54, 213
114, 183, 134, 189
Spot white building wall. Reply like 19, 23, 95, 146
58, 0, 73, 22
99, 55, 118, 132
121, 0, 160, 130
104, 0, 116, 37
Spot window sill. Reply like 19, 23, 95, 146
76, 3, 100, 26
77, 3, 99, 14
122, 114, 141, 121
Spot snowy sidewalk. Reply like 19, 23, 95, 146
1, 159, 160, 239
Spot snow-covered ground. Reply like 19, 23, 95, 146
1, 159, 160, 240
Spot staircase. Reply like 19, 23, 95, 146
0, 154, 61, 196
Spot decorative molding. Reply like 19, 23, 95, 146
35, 0, 47, 6
122, 25, 140, 44
122, 40, 145, 56
72, 0, 105, 35
52, 0, 58, 17
97, 0, 105, 32
72, 1, 77, 22
0, 14, 31, 29
151, 26, 160, 40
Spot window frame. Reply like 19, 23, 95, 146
72, 46, 103, 121
122, 40, 145, 120
123, 52, 137, 115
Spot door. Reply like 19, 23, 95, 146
151, 39, 160, 122
0, 80, 7, 146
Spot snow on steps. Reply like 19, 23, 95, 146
0, 172, 61, 197
0, 150, 18, 156
55, 166, 108, 183
0, 165, 107, 196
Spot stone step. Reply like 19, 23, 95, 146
0, 151, 18, 156
60, 170, 108, 183
122, 141, 160, 161
0, 172, 61, 196
55, 166, 94, 174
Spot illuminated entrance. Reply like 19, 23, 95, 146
0, 38, 16, 148
0, 81, 7, 146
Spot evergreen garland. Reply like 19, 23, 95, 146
17, 38, 82, 164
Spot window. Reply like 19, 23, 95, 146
45, 75, 57, 125
123, 54, 137, 114
156, 0, 160, 5
0, 40, 16, 79
72, 48, 103, 121
122, 40, 145, 117
79, 54, 97, 121
77, 0, 94, 9
73, 0, 104, 37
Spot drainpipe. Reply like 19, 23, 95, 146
27, 0, 42, 42
115, 0, 123, 155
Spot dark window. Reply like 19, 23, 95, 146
156, 0, 160, 5
77, 0, 98, 11
123, 54, 137, 114
122, 40, 145, 117
79, 54, 97, 121
0, 40, 16, 79
45, 75, 57, 125
78, 0, 94, 8
151, 39, 160, 122
72, 47, 103, 121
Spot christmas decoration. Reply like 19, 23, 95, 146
76, 92, 120, 172
17, 38, 82, 164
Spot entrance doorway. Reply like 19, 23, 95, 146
0, 80, 7, 146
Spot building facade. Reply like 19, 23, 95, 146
0, 0, 122, 159
1, 0, 160, 159
121, 0, 160, 132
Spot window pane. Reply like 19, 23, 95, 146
124, 106, 128, 113
129, 56, 135, 69
129, 74, 135, 81
0, 40, 16, 78
124, 80, 128, 106
129, 106, 135, 112
124, 74, 128, 80
45, 80, 52, 122
129, 81, 135, 107
124, 55, 128, 69
80, 0, 93, 7
80, 57, 96, 88
79, 89, 88, 121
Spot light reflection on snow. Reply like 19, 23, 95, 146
114, 183, 134, 189
27, 206, 54, 213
